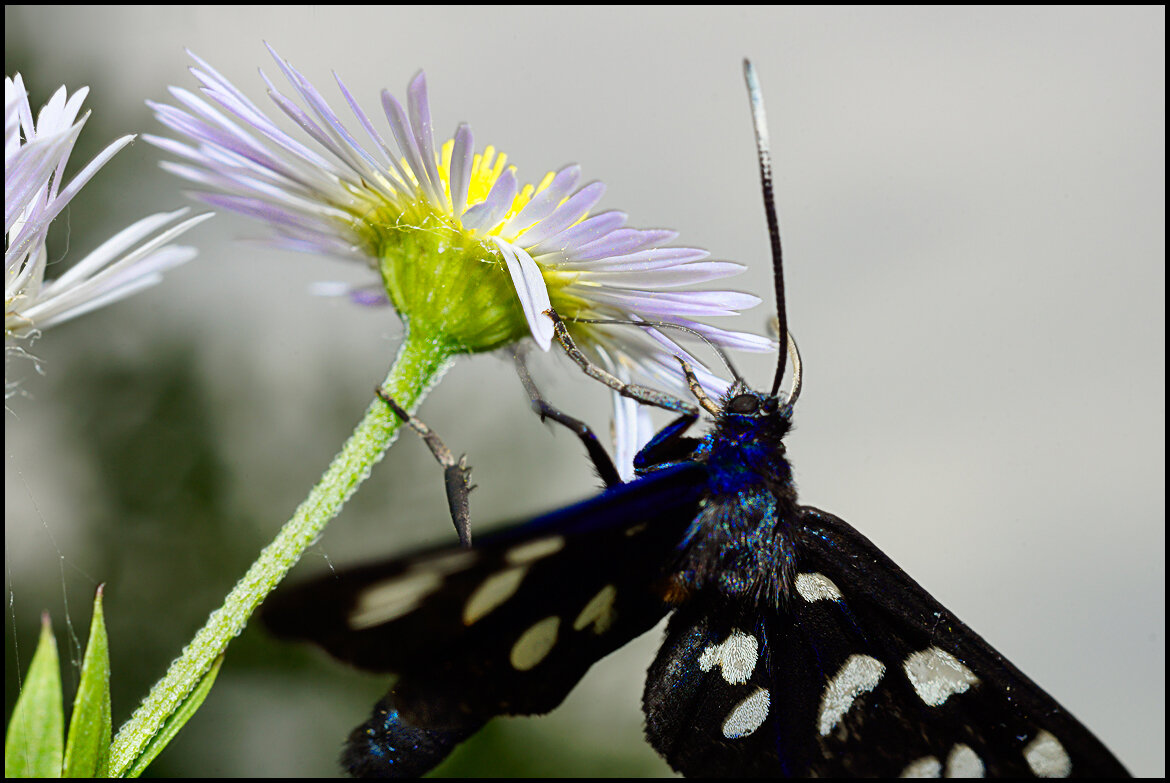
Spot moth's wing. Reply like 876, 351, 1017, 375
644, 593, 790, 776
263, 462, 705, 729
642, 506, 1129, 777
791, 506, 1129, 777
340, 694, 478, 779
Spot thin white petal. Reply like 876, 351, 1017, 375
493, 238, 553, 350
611, 368, 655, 481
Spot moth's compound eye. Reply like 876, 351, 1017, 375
727, 394, 760, 415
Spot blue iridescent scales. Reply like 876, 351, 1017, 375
261, 61, 1129, 777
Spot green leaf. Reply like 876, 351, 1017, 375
63, 586, 112, 777
5, 613, 64, 777
122, 654, 224, 778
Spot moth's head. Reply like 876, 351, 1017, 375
717, 385, 793, 440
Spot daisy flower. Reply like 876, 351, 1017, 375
5, 75, 210, 355
146, 46, 770, 465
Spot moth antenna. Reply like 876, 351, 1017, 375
785, 330, 802, 407
743, 59, 790, 398
765, 316, 802, 405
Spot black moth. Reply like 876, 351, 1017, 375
263, 62, 1129, 777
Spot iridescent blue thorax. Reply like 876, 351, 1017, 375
698, 388, 795, 495
667, 388, 800, 607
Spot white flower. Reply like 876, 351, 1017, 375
5, 75, 210, 352
146, 47, 772, 465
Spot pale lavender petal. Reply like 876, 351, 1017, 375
33, 215, 210, 311
407, 72, 445, 211
448, 123, 473, 216
173, 66, 340, 177
460, 167, 516, 232
261, 53, 346, 151
569, 228, 680, 262
6, 115, 72, 202
666, 317, 776, 352
333, 75, 418, 199
7, 132, 133, 267
634, 323, 707, 369
643, 349, 731, 399
347, 287, 392, 307
193, 192, 339, 234
188, 48, 273, 123
265, 233, 360, 258
6, 124, 82, 233
261, 56, 389, 191
261, 45, 385, 182
569, 261, 746, 288
500, 164, 580, 236
31, 259, 183, 330
381, 89, 440, 206
169, 161, 353, 227
493, 238, 553, 350
555, 246, 710, 272
630, 319, 760, 388
261, 75, 353, 172
48, 208, 197, 288
513, 181, 605, 248
151, 90, 333, 188
19, 202, 209, 332
585, 288, 761, 317
526, 210, 627, 258
7, 75, 33, 135
309, 281, 392, 306
332, 72, 390, 164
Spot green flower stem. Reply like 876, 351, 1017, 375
107, 328, 456, 777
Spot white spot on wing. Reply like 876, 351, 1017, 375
572, 584, 617, 634
945, 743, 984, 777
504, 535, 565, 565
463, 565, 528, 625
903, 647, 979, 706
349, 570, 442, 629
698, 629, 758, 685
817, 654, 886, 735
412, 549, 476, 574
901, 756, 942, 777
796, 572, 842, 602
721, 687, 770, 738
510, 615, 560, 671
1024, 730, 1072, 777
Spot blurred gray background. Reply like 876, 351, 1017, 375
5, 6, 1163, 777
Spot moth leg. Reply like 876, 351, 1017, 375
375, 387, 474, 548
634, 411, 701, 472
544, 308, 699, 417
512, 347, 622, 488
